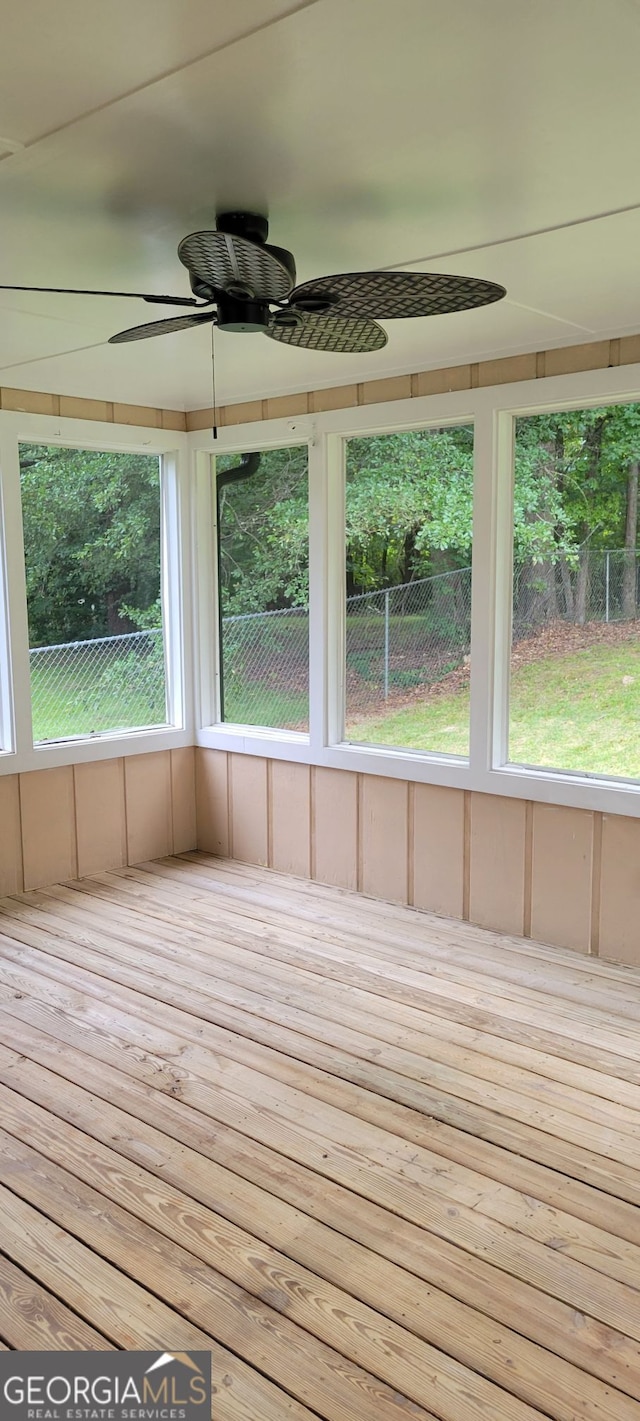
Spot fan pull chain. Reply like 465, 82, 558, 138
211, 322, 218, 440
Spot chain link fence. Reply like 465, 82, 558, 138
513, 549, 640, 637
30, 628, 167, 743
29, 549, 640, 741
221, 606, 309, 729
220, 569, 473, 727
345, 568, 472, 719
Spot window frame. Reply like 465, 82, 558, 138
0, 411, 193, 772
191, 364, 640, 818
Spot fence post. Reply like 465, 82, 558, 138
605, 551, 610, 623
384, 589, 390, 700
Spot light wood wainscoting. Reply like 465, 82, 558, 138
0, 748, 196, 894
196, 748, 640, 967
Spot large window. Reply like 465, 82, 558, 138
508, 403, 640, 781
343, 426, 473, 756
20, 443, 168, 743
216, 444, 309, 731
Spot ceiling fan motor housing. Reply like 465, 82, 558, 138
216, 291, 272, 333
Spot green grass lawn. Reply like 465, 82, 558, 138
224, 682, 309, 730
30, 635, 640, 780
30, 657, 167, 742
347, 639, 640, 778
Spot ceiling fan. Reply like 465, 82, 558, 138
0, 211, 506, 354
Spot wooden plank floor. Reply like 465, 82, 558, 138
0, 854, 640, 1421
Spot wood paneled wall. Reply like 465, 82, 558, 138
195, 748, 640, 968
0, 748, 196, 894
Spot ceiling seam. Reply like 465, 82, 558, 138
380, 200, 640, 272
0, 0, 325, 165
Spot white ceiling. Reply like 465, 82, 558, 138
1, 0, 640, 410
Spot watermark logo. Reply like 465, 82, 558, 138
0, 1350, 211, 1421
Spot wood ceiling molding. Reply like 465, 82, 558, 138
1, 332, 639, 434
184, 332, 640, 430
0, 387, 187, 430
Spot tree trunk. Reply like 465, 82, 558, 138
575, 550, 590, 625
559, 556, 575, 618
105, 588, 135, 635
622, 460, 639, 620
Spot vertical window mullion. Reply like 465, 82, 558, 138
325, 433, 346, 746
307, 432, 328, 751
309, 432, 345, 750
468, 405, 504, 777
0, 429, 33, 754
492, 411, 516, 768
193, 450, 219, 729
160, 446, 192, 732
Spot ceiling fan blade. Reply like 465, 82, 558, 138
0, 283, 202, 307
289, 270, 506, 320
109, 310, 216, 344
266, 310, 387, 354
178, 231, 293, 303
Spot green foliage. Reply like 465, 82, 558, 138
216, 408, 640, 628
513, 403, 640, 563
217, 447, 310, 615
21, 404, 640, 659
20, 443, 162, 646
346, 427, 474, 589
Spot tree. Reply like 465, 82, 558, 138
217, 446, 309, 614
513, 404, 640, 624
20, 444, 162, 646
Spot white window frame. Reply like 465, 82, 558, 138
191, 363, 640, 818
0, 412, 194, 773
192, 423, 314, 744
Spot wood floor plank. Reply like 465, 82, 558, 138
149, 855, 640, 1011
5, 886, 640, 1176
1, 987, 640, 1346
0, 1255, 112, 1351
8, 879, 640, 1089
65, 865, 640, 1040
0, 1146, 465, 1421
3, 942, 640, 1265
2, 924, 640, 1233
1, 855, 640, 1421
42, 878, 640, 1119
179, 852, 640, 986
113, 858, 640, 1026
0, 1117, 552, 1421
1, 1040, 636, 1403
0, 1187, 319, 1421
0, 1077, 637, 1421
43, 865, 640, 1058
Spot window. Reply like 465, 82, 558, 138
20, 443, 168, 743
216, 444, 309, 731
508, 403, 640, 781
342, 426, 473, 756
